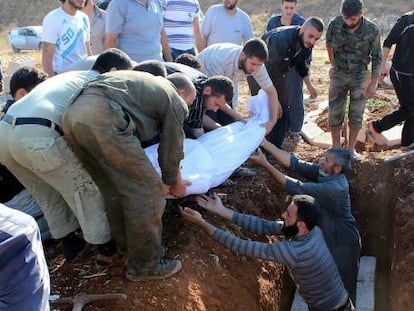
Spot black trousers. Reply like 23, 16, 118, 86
248, 73, 288, 148
373, 67, 414, 147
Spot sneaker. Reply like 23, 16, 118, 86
231, 166, 256, 178
125, 259, 182, 282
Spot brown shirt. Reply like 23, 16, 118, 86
86, 70, 188, 185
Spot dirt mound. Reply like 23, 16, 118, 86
48, 147, 414, 311
49, 169, 286, 311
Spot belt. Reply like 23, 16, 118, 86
2, 114, 63, 135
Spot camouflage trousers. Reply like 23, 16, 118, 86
62, 91, 165, 273
328, 68, 370, 130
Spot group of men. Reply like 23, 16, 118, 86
0, 0, 413, 310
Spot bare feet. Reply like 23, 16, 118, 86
366, 122, 381, 145
401, 142, 414, 151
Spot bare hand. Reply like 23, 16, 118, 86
307, 85, 318, 99
178, 206, 204, 224
366, 81, 377, 99
260, 121, 274, 135
379, 65, 388, 83
196, 193, 225, 214
169, 179, 192, 198
249, 148, 268, 167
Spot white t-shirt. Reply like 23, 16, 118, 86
42, 8, 90, 73
197, 43, 273, 89
201, 5, 254, 46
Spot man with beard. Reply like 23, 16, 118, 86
200, 0, 253, 112
42, 0, 92, 76
326, 0, 381, 159
180, 194, 354, 311
250, 16, 323, 149
249, 141, 361, 305
200, 0, 254, 50
264, 0, 311, 144
165, 62, 238, 138
197, 38, 281, 135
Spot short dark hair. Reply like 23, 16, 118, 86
175, 53, 202, 70
167, 73, 196, 97
281, 0, 297, 3
242, 38, 268, 61
304, 16, 324, 33
341, 0, 363, 17
326, 147, 351, 173
133, 60, 167, 77
292, 194, 320, 231
92, 48, 133, 73
9, 67, 47, 98
203, 76, 234, 103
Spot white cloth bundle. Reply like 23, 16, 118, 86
144, 119, 266, 196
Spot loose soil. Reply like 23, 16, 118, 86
47, 40, 414, 311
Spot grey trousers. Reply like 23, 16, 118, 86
0, 121, 111, 243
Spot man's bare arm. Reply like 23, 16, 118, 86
42, 42, 56, 76
104, 33, 118, 50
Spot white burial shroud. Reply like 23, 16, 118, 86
144, 89, 270, 196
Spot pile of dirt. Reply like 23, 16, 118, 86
390, 156, 414, 311
49, 169, 287, 311
48, 139, 414, 311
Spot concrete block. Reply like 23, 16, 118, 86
356, 256, 376, 311
346, 120, 367, 144
382, 125, 402, 147
290, 256, 376, 311
7, 55, 36, 76
311, 132, 333, 149
384, 149, 414, 163
301, 121, 324, 143
304, 109, 320, 122
318, 100, 329, 111
290, 290, 307, 311
303, 95, 315, 106
358, 256, 376, 282
305, 100, 329, 122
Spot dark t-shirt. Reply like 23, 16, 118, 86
383, 12, 414, 73
165, 62, 207, 138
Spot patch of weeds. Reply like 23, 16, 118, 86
367, 98, 386, 112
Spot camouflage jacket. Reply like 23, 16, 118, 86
326, 16, 381, 77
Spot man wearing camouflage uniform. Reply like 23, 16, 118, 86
326, 0, 381, 159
